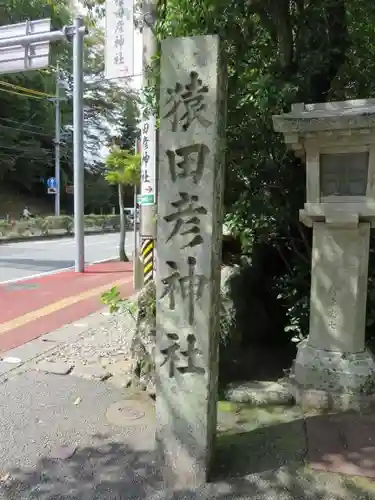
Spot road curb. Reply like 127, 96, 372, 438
0, 229, 119, 245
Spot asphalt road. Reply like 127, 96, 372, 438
0, 232, 136, 284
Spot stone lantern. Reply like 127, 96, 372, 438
273, 99, 375, 406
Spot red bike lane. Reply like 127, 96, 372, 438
0, 260, 134, 353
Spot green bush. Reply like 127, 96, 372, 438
33, 217, 49, 236
44, 216, 68, 231
0, 221, 12, 236
0, 214, 124, 240
61, 216, 74, 234
14, 220, 33, 236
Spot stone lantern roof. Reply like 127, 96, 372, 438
272, 99, 375, 157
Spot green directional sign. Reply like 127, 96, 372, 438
138, 194, 155, 206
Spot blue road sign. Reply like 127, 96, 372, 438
47, 177, 57, 189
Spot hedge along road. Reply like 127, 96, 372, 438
0, 231, 136, 284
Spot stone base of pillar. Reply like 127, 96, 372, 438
294, 340, 375, 395
294, 386, 375, 412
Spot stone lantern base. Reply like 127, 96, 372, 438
294, 340, 375, 405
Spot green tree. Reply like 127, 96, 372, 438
105, 148, 141, 261
77, 0, 375, 344
155, 0, 375, 343
84, 170, 115, 213
0, 0, 138, 215
0, 0, 71, 199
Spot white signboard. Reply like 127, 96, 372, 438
140, 114, 156, 205
105, 0, 134, 80
0, 19, 51, 74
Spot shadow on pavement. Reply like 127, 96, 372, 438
1, 434, 161, 500
2, 421, 375, 500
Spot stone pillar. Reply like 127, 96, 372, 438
295, 220, 375, 394
156, 35, 226, 487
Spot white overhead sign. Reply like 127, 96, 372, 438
0, 18, 51, 74
105, 0, 134, 81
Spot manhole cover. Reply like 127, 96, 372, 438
106, 400, 149, 426
6, 283, 39, 291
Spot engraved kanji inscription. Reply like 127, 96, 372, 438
160, 257, 208, 325
164, 192, 207, 248
114, 35, 125, 48
115, 20, 124, 33
160, 332, 205, 378
160, 333, 180, 378
328, 288, 338, 331
166, 144, 209, 184
115, 6, 131, 20
163, 71, 212, 132
113, 53, 125, 65
178, 334, 205, 375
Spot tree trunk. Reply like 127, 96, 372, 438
118, 183, 129, 262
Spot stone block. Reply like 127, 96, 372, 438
36, 361, 73, 375
294, 341, 375, 394
72, 364, 111, 381
107, 375, 132, 389
49, 445, 77, 460
225, 381, 295, 406
156, 34, 227, 487
295, 387, 375, 412
309, 223, 370, 353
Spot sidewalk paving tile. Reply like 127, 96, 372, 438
36, 361, 74, 375
306, 411, 375, 479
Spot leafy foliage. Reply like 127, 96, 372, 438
0, 0, 139, 215
156, 0, 375, 343
104, 148, 140, 261
105, 148, 141, 187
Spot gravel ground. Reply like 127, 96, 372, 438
39, 311, 137, 385
1, 310, 374, 498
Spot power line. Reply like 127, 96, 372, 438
0, 123, 52, 138
0, 116, 46, 132
0, 87, 44, 100
0, 143, 53, 154
0, 80, 54, 99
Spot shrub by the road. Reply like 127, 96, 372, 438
0, 214, 127, 240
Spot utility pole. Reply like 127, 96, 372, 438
140, 0, 157, 285
0, 17, 87, 272
134, 139, 138, 256
73, 16, 85, 273
54, 62, 61, 216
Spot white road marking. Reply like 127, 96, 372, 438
0, 255, 120, 285
0, 233, 122, 248
1, 357, 21, 364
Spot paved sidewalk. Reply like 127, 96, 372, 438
0, 310, 375, 499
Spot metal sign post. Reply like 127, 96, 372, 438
54, 63, 61, 217
0, 19, 51, 73
139, 0, 157, 288
73, 17, 85, 273
0, 17, 88, 273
